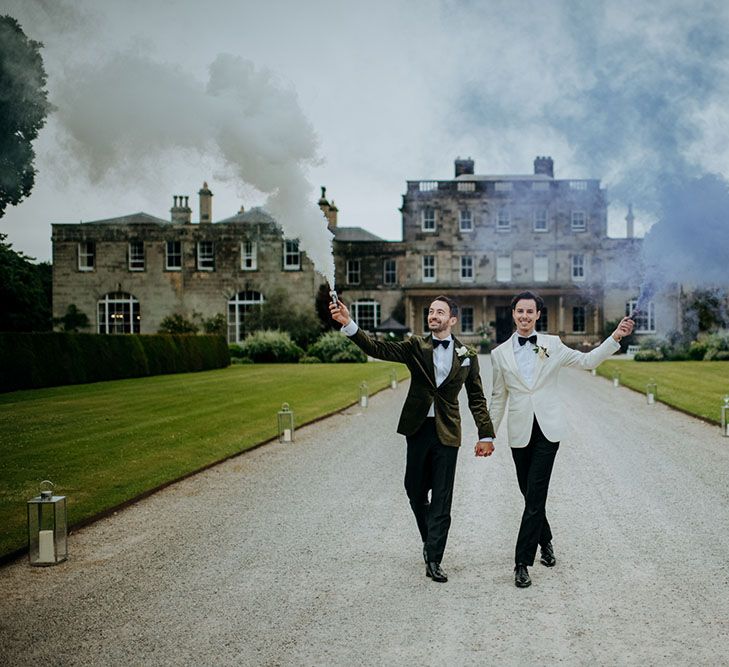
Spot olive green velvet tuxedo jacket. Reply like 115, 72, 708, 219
350, 329, 495, 447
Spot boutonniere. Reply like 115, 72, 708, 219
456, 345, 478, 359
533, 344, 549, 360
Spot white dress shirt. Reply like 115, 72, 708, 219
512, 330, 539, 386
428, 334, 453, 416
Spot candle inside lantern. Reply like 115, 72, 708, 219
613, 378, 619, 387
38, 530, 55, 563
647, 393, 655, 404
360, 396, 367, 408
283, 428, 292, 442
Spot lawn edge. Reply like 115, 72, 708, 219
0, 381, 404, 566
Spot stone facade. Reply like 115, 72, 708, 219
51, 157, 666, 345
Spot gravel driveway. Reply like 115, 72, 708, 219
2, 357, 729, 666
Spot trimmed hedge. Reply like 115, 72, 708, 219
237, 330, 304, 363
0, 333, 230, 392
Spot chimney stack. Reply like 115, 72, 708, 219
533, 156, 554, 178
455, 157, 475, 177
318, 186, 338, 231
171, 194, 192, 224
626, 203, 635, 238
198, 182, 213, 224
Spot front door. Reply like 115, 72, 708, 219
495, 306, 513, 343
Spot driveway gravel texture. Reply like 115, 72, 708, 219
2, 356, 729, 666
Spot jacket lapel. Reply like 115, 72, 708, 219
530, 333, 548, 386
420, 335, 437, 387
442, 336, 463, 386
503, 335, 530, 390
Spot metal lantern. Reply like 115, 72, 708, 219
277, 403, 295, 443
613, 370, 621, 388
722, 395, 729, 438
27, 480, 67, 566
390, 369, 398, 390
359, 381, 369, 408
646, 380, 657, 405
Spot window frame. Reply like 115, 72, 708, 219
626, 299, 656, 333
534, 255, 548, 282
197, 241, 215, 271
241, 240, 257, 271
497, 207, 511, 232
461, 306, 474, 334
459, 209, 473, 232
571, 210, 586, 232
283, 239, 301, 271
421, 207, 436, 232
128, 240, 145, 272
572, 305, 586, 333
460, 255, 474, 283
165, 240, 182, 271
346, 259, 361, 285
422, 255, 436, 283
351, 300, 380, 331
383, 258, 397, 285
97, 292, 140, 334
78, 241, 96, 272
571, 254, 585, 281
496, 255, 511, 282
534, 209, 548, 232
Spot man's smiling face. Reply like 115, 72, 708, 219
428, 299, 457, 337
512, 298, 541, 336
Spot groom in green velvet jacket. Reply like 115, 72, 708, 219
330, 295, 495, 583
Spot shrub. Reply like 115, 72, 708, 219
299, 355, 322, 364
715, 351, 729, 361
238, 330, 304, 363
0, 333, 229, 392
158, 313, 199, 334
634, 349, 663, 362
306, 331, 367, 363
228, 344, 247, 359
230, 357, 253, 364
688, 340, 708, 360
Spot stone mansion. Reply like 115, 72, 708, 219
51, 157, 664, 346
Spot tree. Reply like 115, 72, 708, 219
0, 15, 54, 217
245, 288, 323, 348
0, 232, 51, 331
158, 313, 199, 334
53, 304, 90, 332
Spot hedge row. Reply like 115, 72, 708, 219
0, 333, 230, 393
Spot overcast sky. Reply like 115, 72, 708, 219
4, 0, 729, 266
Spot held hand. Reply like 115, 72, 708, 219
329, 299, 351, 326
474, 441, 495, 457
612, 316, 634, 342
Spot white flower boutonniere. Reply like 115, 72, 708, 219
456, 345, 478, 359
533, 344, 549, 360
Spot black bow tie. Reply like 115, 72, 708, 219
518, 335, 537, 346
432, 338, 450, 349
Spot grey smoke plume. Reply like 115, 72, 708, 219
53, 51, 334, 284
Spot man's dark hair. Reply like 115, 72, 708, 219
432, 295, 459, 318
510, 291, 544, 312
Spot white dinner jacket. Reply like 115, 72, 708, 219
489, 332, 620, 447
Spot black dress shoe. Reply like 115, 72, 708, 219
423, 545, 428, 564
425, 561, 448, 582
514, 563, 531, 588
540, 542, 556, 567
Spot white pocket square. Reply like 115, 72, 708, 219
461, 358, 471, 367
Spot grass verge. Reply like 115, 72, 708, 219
0, 362, 409, 560
597, 360, 729, 424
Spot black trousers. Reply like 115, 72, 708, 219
404, 418, 459, 564
511, 418, 559, 566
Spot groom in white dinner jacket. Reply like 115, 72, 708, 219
476, 291, 634, 588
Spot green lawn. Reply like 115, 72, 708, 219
598, 360, 729, 423
0, 362, 409, 559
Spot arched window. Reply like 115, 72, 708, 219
352, 300, 380, 331
97, 292, 140, 334
228, 290, 265, 342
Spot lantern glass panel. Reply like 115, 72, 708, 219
27, 494, 67, 566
